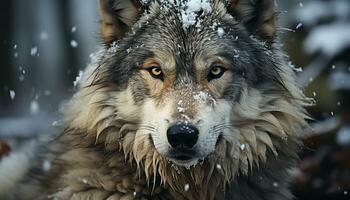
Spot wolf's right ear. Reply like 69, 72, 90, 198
99, 0, 141, 45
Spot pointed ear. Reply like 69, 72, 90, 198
228, 0, 277, 43
99, 0, 141, 45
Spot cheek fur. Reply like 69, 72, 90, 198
140, 70, 164, 96
204, 71, 233, 98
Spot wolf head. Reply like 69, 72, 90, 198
66, 0, 310, 195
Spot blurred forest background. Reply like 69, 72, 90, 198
0, 0, 349, 199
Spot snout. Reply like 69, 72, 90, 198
166, 123, 199, 161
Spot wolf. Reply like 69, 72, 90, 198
1, 0, 311, 199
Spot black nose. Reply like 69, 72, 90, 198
167, 123, 199, 149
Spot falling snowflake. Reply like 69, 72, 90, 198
42, 160, 52, 172
30, 100, 40, 114
40, 31, 49, 40
296, 23, 303, 29
184, 184, 190, 192
217, 27, 224, 38
9, 90, 15, 100
73, 70, 83, 87
30, 46, 38, 56
71, 26, 77, 33
70, 40, 78, 48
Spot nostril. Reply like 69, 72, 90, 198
167, 123, 199, 149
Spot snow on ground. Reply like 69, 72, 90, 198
0, 114, 56, 139
294, 1, 350, 26
0, 151, 30, 196
329, 68, 350, 90
303, 23, 350, 57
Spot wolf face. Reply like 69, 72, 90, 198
96, 0, 287, 168
61, 0, 309, 196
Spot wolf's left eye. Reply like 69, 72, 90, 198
207, 65, 226, 81
147, 66, 164, 80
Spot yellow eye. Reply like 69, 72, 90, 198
147, 66, 164, 80
208, 65, 226, 81
150, 67, 162, 76
211, 66, 222, 76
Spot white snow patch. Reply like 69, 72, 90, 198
294, 1, 349, 26
30, 46, 38, 56
296, 23, 303, 29
0, 152, 30, 196
184, 183, 190, 192
288, 61, 303, 72
180, 0, 212, 30
193, 91, 208, 102
40, 31, 48, 40
9, 90, 15, 100
304, 23, 350, 57
42, 160, 52, 172
329, 70, 350, 90
217, 27, 224, 38
30, 100, 40, 115
70, 40, 78, 48
73, 70, 83, 87
240, 143, 246, 151
107, 41, 119, 54
177, 106, 185, 113
71, 26, 77, 33
52, 121, 58, 127
336, 126, 350, 146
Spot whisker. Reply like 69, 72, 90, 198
138, 123, 157, 129
213, 123, 232, 130
213, 122, 232, 129
138, 127, 156, 132
213, 125, 233, 132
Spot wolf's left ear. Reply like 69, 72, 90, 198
99, 0, 141, 45
227, 0, 277, 43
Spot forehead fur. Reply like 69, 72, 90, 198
102, 0, 281, 93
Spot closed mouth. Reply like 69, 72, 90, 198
168, 148, 197, 161
172, 155, 193, 161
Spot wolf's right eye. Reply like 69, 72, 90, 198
147, 66, 164, 80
